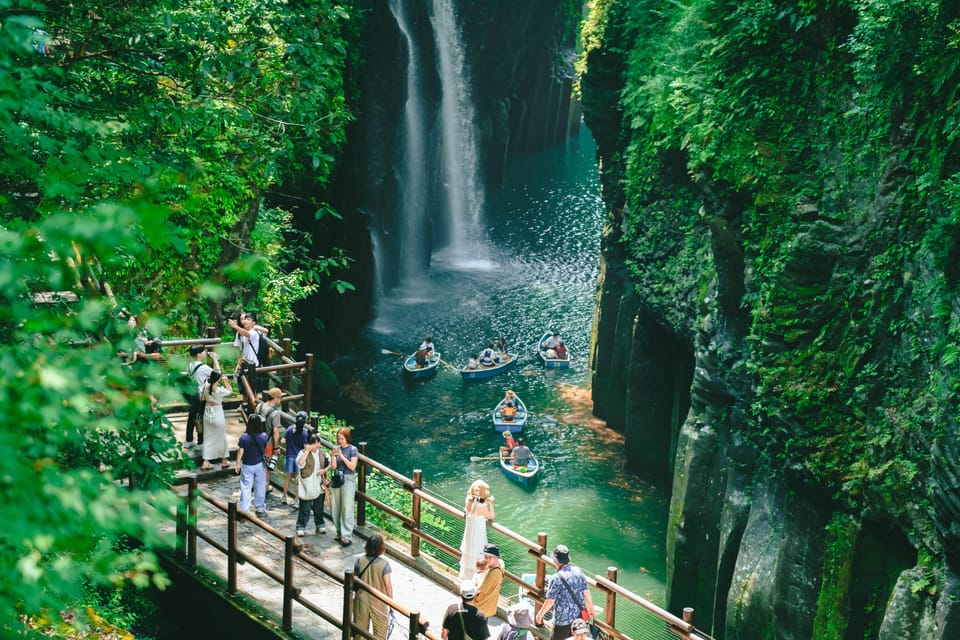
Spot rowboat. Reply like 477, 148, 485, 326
460, 353, 517, 380
499, 446, 539, 485
492, 395, 527, 432
537, 331, 570, 368
403, 351, 441, 379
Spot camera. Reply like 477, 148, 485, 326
477, 498, 485, 504
267, 454, 278, 470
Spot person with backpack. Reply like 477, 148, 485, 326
256, 387, 284, 490
185, 345, 218, 449
353, 534, 394, 640
235, 413, 268, 518
295, 434, 330, 536
283, 411, 312, 506
228, 311, 269, 395
499, 604, 534, 640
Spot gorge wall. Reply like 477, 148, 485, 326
579, 1, 960, 639
300, 0, 582, 352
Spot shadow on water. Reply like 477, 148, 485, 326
328, 127, 670, 603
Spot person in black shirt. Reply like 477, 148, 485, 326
442, 583, 490, 640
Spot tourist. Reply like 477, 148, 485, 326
554, 340, 568, 360
543, 332, 561, 351
295, 433, 329, 536
330, 427, 359, 546
419, 336, 435, 354
353, 534, 394, 640
502, 401, 517, 421
228, 311, 268, 394
200, 370, 231, 471
480, 342, 497, 366
502, 430, 517, 451
441, 582, 490, 640
566, 619, 592, 640
511, 437, 532, 468
415, 346, 430, 367
235, 413, 268, 518
499, 604, 534, 640
534, 545, 594, 640
256, 387, 284, 489
283, 411, 311, 506
459, 479, 495, 581
185, 344, 218, 448
474, 543, 504, 617
467, 353, 480, 370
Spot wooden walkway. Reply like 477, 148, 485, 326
161, 472, 508, 640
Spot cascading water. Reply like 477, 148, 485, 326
429, 0, 487, 268
387, 0, 429, 284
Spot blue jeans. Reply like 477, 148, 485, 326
330, 474, 356, 539
239, 462, 266, 512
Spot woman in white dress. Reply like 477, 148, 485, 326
459, 479, 495, 581
201, 370, 232, 471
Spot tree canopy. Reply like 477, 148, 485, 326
0, 0, 357, 633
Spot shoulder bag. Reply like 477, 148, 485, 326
557, 574, 601, 640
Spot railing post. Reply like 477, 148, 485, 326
187, 476, 198, 566
282, 337, 292, 390
536, 532, 548, 593
683, 607, 694, 638
205, 326, 217, 341
228, 501, 239, 594
175, 495, 186, 560
411, 470, 423, 558
357, 442, 367, 527
283, 535, 295, 632
343, 567, 355, 640
605, 567, 617, 628
407, 610, 421, 640
305, 353, 314, 413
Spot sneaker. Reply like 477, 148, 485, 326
316, 527, 326, 535
283, 495, 292, 505
296, 529, 305, 537
255, 510, 267, 518
184, 441, 196, 449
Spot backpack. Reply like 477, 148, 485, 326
254, 329, 270, 367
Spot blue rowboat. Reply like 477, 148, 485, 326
537, 331, 570, 368
492, 395, 527, 432
460, 353, 517, 380
499, 446, 539, 486
403, 351, 441, 379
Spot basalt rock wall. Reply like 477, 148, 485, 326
580, 1, 960, 638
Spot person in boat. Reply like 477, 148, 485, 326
502, 401, 517, 421
543, 332, 561, 351
467, 353, 480, 370
502, 430, 517, 450
480, 342, 498, 366
511, 437, 531, 468
554, 339, 568, 360
503, 389, 518, 405
419, 336, 435, 354
415, 347, 430, 367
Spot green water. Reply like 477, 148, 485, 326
327, 127, 669, 604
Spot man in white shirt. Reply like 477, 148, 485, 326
229, 312, 268, 395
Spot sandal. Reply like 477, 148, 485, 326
341, 539, 352, 546
200, 465, 213, 472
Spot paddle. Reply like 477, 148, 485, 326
437, 357, 459, 372
381, 348, 403, 356
470, 454, 555, 462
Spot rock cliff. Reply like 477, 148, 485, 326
579, 1, 960, 638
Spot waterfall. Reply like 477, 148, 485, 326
430, 0, 487, 268
387, 0, 429, 283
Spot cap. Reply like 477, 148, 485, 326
459, 582, 477, 599
571, 620, 590, 634
267, 387, 283, 399
295, 410, 309, 425
482, 544, 500, 558
553, 544, 570, 565
507, 605, 533, 628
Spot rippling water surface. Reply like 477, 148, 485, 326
327, 127, 669, 603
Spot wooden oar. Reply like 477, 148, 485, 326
437, 357, 459, 372
381, 348, 403, 356
470, 455, 499, 462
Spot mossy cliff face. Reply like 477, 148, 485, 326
579, 1, 960, 638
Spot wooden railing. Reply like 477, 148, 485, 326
169, 444, 714, 640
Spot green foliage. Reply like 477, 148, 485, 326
0, 0, 359, 634
580, 0, 960, 556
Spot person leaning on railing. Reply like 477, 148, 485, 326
534, 545, 594, 640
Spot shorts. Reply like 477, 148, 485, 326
284, 456, 299, 474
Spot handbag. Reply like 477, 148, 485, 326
558, 574, 602, 640
330, 468, 345, 488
